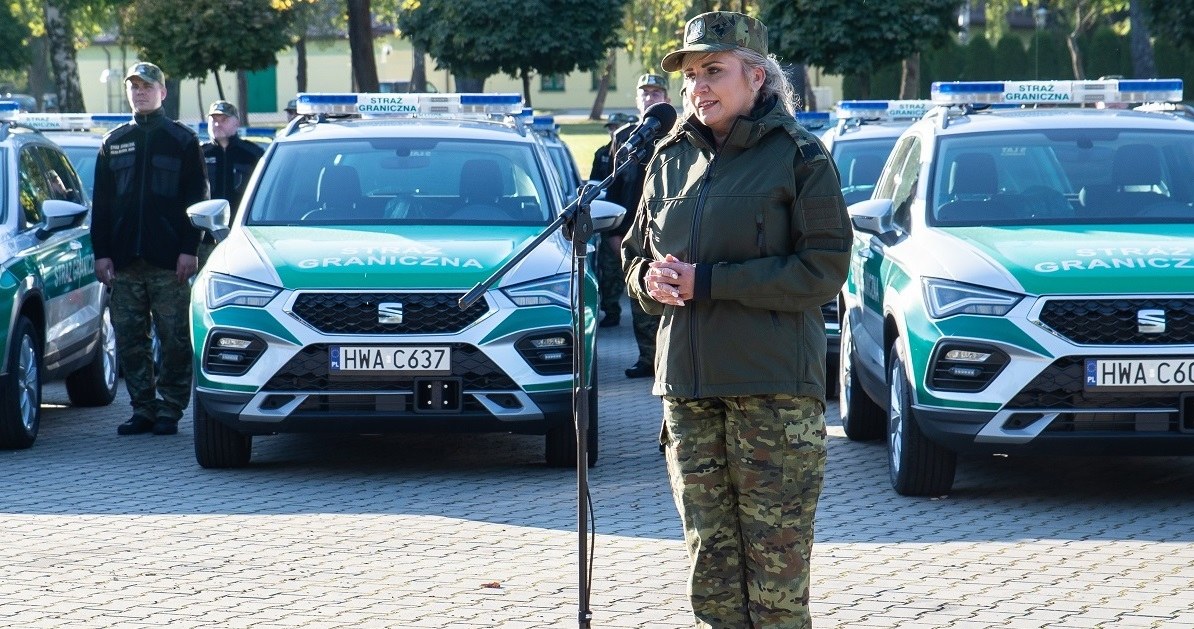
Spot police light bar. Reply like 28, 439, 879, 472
931, 79, 1183, 105
531, 115, 556, 132
0, 101, 19, 121
836, 100, 933, 120
295, 92, 524, 117
14, 112, 133, 131
796, 111, 833, 129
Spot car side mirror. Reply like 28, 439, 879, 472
848, 198, 896, 237
187, 199, 231, 244
589, 199, 626, 234
37, 199, 88, 240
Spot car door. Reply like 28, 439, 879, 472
19, 143, 100, 370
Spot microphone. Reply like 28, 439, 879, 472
614, 102, 678, 161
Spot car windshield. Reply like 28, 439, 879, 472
246, 137, 555, 225
833, 138, 896, 205
931, 128, 1194, 226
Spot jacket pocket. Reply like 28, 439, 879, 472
111, 155, 135, 197
150, 154, 182, 197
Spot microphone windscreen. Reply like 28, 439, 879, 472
642, 102, 678, 138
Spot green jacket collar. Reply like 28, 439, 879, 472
676, 94, 787, 151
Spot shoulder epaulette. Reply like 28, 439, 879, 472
781, 119, 826, 163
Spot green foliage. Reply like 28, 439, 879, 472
963, 33, 998, 80
759, 0, 957, 79
126, 0, 295, 81
0, 3, 32, 72
1030, 32, 1071, 79
1140, 0, 1194, 51
1083, 27, 1131, 78
994, 36, 1029, 80
398, 0, 628, 84
623, 0, 689, 74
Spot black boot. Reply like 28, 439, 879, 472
624, 362, 654, 379
117, 416, 154, 435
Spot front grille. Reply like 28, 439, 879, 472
1006, 356, 1180, 409
1038, 298, 1194, 345
291, 292, 490, 334
262, 344, 517, 391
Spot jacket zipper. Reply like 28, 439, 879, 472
135, 123, 149, 257
688, 152, 717, 398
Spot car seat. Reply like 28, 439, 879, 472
842, 153, 886, 205
454, 159, 508, 219
936, 152, 1010, 223
1080, 144, 1170, 218
305, 164, 363, 220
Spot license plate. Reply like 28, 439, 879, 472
329, 346, 451, 374
1084, 358, 1194, 389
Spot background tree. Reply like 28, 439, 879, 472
0, 5, 32, 78
994, 34, 1029, 80
398, 0, 626, 106
760, 0, 957, 100
126, 0, 295, 119
963, 33, 997, 79
1140, 0, 1194, 50
347, 0, 379, 92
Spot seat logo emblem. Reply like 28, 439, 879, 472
379, 302, 404, 324
1137, 309, 1165, 334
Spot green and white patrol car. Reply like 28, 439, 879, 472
186, 93, 624, 468
0, 103, 118, 449
837, 79, 1194, 495
816, 100, 933, 391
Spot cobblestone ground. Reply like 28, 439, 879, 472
2, 312, 1194, 628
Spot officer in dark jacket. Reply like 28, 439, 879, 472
589, 112, 636, 329
200, 99, 263, 259
92, 61, 208, 436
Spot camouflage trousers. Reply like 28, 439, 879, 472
597, 235, 624, 317
110, 258, 193, 422
661, 394, 827, 629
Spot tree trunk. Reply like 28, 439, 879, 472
347, 0, 379, 92
164, 77, 181, 120
295, 37, 308, 93
1128, 0, 1156, 78
788, 63, 811, 111
43, 1, 84, 112
900, 53, 920, 99
237, 71, 250, 127
1066, 30, 1085, 80
521, 69, 533, 108
589, 50, 615, 120
454, 74, 485, 93
212, 70, 225, 100
28, 36, 52, 111
411, 45, 427, 92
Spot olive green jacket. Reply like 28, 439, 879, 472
622, 98, 851, 402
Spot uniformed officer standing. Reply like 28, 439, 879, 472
92, 62, 208, 436
614, 74, 671, 379
200, 99, 263, 262
590, 111, 636, 329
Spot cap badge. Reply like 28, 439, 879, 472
686, 19, 704, 43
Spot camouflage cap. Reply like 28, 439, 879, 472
124, 62, 164, 85
207, 100, 237, 117
285, 98, 297, 112
637, 74, 669, 92
605, 112, 638, 128
660, 11, 768, 72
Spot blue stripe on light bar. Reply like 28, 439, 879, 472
299, 94, 358, 105
837, 100, 889, 111
1119, 79, 1183, 92
459, 94, 522, 105
933, 82, 1006, 94
92, 114, 132, 124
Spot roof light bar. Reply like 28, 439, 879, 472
14, 112, 133, 131
0, 101, 22, 122
931, 79, 1183, 105
836, 100, 934, 120
295, 92, 524, 118
531, 115, 556, 132
796, 111, 833, 129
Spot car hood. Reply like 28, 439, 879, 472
228, 225, 567, 290
927, 224, 1194, 295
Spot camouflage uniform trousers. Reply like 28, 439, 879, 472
597, 235, 624, 318
110, 258, 193, 423
661, 394, 827, 629
631, 299, 659, 366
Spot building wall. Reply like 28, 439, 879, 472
76, 36, 841, 124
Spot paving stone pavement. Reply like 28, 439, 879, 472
3, 311, 1194, 628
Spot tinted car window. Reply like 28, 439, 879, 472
246, 138, 553, 225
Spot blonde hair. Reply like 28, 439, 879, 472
678, 49, 796, 120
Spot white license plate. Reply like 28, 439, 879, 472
1084, 358, 1194, 389
330, 346, 451, 373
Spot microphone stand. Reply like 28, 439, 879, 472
459, 140, 654, 629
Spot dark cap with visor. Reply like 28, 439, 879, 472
660, 12, 768, 72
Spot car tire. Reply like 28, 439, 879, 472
0, 317, 42, 449
838, 311, 885, 441
544, 365, 599, 469
193, 387, 252, 468
887, 342, 956, 496
65, 302, 119, 407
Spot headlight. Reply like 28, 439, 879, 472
922, 278, 1021, 318
502, 274, 572, 308
206, 273, 281, 309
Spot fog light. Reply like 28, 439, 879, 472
948, 365, 982, 378
216, 337, 253, 350
530, 336, 567, 349
945, 349, 991, 362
